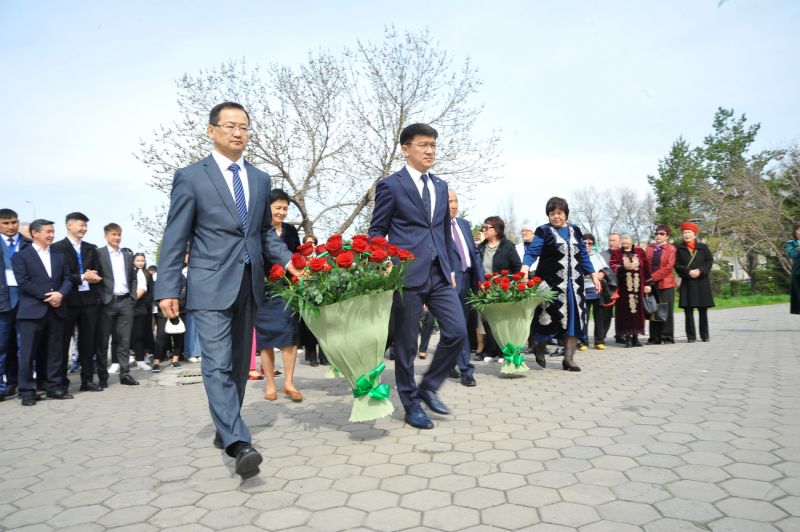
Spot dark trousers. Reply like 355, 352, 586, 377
594, 303, 613, 344
684, 307, 709, 341
96, 297, 134, 380
62, 304, 99, 385
454, 268, 475, 377
418, 310, 435, 353
192, 265, 254, 453
392, 263, 466, 412
0, 308, 20, 393
648, 287, 675, 341
154, 315, 185, 360
131, 313, 154, 361
17, 310, 65, 397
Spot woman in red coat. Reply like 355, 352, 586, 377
610, 234, 652, 347
645, 224, 677, 344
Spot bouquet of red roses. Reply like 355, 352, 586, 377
267, 234, 413, 422
468, 271, 555, 374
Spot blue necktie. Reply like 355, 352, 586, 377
6, 237, 15, 258
420, 174, 432, 224
228, 163, 251, 264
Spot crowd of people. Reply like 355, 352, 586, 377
5, 100, 790, 482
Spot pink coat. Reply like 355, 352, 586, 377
645, 243, 677, 289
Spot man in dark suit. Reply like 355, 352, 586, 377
447, 189, 484, 387
156, 102, 299, 479
11, 219, 73, 405
0, 208, 31, 400
95, 223, 138, 387
51, 212, 104, 392
369, 123, 467, 429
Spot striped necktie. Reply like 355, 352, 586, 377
228, 163, 251, 264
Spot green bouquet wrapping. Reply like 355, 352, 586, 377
468, 271, 556, 375
302, 290, 395, 422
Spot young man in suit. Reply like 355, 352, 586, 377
156, 102, 300, 479
95, 223, 138, 387
369, 123, 467, 429
51, 212, 104, 392
11, 219, 73, 405
0, 208, 30, 400
447, 189, 485, 387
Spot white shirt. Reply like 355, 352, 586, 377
405, 165, 436, 221
32, 243, 52, 277
212, 150, 250, 208
107, 245, 129, 296
69, 236, 90, 291
450, 218, 472, 269
136, 269, 147, 294
4, 233, 20, 287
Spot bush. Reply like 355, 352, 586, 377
750, 269, 782, 295
708, 269, 728, 296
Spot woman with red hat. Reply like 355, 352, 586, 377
675, 222, 715, 342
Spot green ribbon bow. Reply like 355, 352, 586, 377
502, 343, 526, 368
352, 362, 391, 400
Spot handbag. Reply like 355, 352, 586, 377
653, 302, 669, 322
642, 292, 659, 316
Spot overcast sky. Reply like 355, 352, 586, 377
3, 0, 798, 257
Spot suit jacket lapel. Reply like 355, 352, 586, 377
202, 155, 243, 230
244, 160, 259, 233
398, 168, 430, 226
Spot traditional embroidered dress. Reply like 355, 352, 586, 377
523, 224, 595, 342
610, 246, 651, 336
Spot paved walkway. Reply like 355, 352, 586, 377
1, 304, 799, 531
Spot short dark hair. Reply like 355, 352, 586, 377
269, 188, 291, 205
65, 212, 89, 223
793, 223, 800, 238
303, 235, 318, 245
0, 208, 18, 220
147, 265, 158, 272
583, 233, 595, 243
29, 219, 54, 234
209, 102, 250, 126
400, 123, 438, 146
654, 224, 671, 236
545, 196, 570, 217
104, 223, 122, 233
484, 216, 505, 239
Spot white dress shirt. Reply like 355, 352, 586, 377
405, 164, 436, 221
32, 243, 52, 277
107, 245, 130, 296
212, 150, 250, 208
69, 236, 90, 291
4, 233, 20, 287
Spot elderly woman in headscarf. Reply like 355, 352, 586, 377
645, 224, 677, 344
675, 221, 715, 342
610, 233, 652, 348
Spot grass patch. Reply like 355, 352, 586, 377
712, 294, 790, 309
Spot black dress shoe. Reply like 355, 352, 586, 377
80, 382, 103, 392
687, 338, 696, 343
310, 360, 319, 367
213, 432, 224, 450
5, 385, 17, 397
632, 336, 643, 347
662, 337, 675, 344
404, 406, 434, 429
701, 337, 710, 342
624, 336, 633, 348
120, 376, 140, 386
418, 388, 449, 415
234, 445, 263, 479
448, 368, 461, 379
21, 395, 37, 406
98, 380, 108, 389
461, 375, 476, 387
46, 390, 74, 400
562, 359, 581, 372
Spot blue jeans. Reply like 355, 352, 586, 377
0, 309, 21, 393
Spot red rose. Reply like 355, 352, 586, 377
315, 245, 327, 256
370, 236, 387, 248
336, 251, 355, 269
512, 272, 525, 280
352, 234, 369, 242
481, 281, 491, 291
291, 253, 307, 269
499, 279, 511, 291
351, 238, 368, 253
396, 249, 410, 261
309, 257, 327, 272
297, 242, 314, 256
369, 247, 387, 263
268, 264, 285, 281
291, 276, 299, 284
323, 263, 332, 272
500, 269, 509, 276
532, 276, 543, 284
386, 244, 398, 256
517, 283, 527, 291
485, 274, 492, 281
492, 276, 503, 285
526, 279, 536, 288
325, 234, 343, 256
407, 253, 415, 262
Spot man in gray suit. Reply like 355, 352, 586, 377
156, 102, 298, 479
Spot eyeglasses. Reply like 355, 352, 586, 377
655, 231, 667, 236
407, 142, 437, 150
481, 225, 494, 231
213, 122, 250, 134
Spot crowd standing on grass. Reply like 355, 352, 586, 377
3, 100, 787, 480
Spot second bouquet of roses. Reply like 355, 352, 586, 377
468, 271, 556, 374
266, 234, 414, 422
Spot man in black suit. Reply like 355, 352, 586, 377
447, 189, 484, 387
11, 219, 73, 405
51, 212, 104, 392
0, 208, 30, 400
95, 223, 138, 387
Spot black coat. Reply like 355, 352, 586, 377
675, 241, 715, 308
477, 237, 521, 275
50, 237, 102, 306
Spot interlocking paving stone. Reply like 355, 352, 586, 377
2, 304, 799, 530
